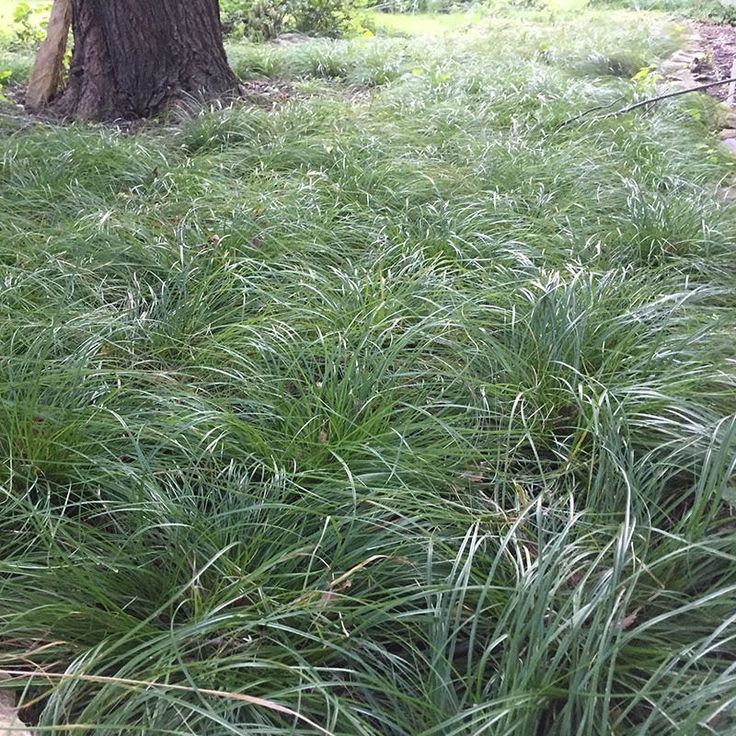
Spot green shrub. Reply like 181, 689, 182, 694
294, 0, 356, 36
223, 0, 287, 41
372, 0, 473, 13
221, 0, 368, 40
9, 1, 50, 50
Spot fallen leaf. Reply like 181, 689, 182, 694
319, 427, 328, 445
621, 607, 641, 630
319, 577, 353, 608
461, 470, 485, 484
0, 683, 31, 736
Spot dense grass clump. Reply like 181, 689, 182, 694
1, 8, 736, 736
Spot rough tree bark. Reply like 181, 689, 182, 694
53, 0, 241, 120
26, 0, 71, 111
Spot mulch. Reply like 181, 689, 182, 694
691, 21, 736, 102
240, 78, 292, 108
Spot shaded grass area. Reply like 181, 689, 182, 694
1, 9, 736, 736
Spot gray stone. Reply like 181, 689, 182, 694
670, 51, 697, 63
720, 137, 736, 155
659, 62, 684, 75
719, 128, 736, 140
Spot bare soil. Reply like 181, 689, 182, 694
692, 21, 736, 101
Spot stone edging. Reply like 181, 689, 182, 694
658, 27, 736, 155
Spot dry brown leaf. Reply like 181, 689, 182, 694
318, 576, 352, 610
319, 590, 338, 607
0, 684, 31, 736
319, 427, 329, 445
462, 471, 485, 484
621, 607, 641, 630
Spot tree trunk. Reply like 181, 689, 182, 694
25, 0, 71, 111
54, 0, 240, 121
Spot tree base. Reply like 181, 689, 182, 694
54, 0, 241, 121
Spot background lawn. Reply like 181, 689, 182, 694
0, 0, 45, 26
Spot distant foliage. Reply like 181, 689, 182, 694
221, 0, 371, 40
370, 0, 544, 16
0, 69, 10, 100
586, 0, 736, 24
225, 0, 287, 42
9, 1, 50, 50
371, 0, 473, 13
372, 0, 445, 13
